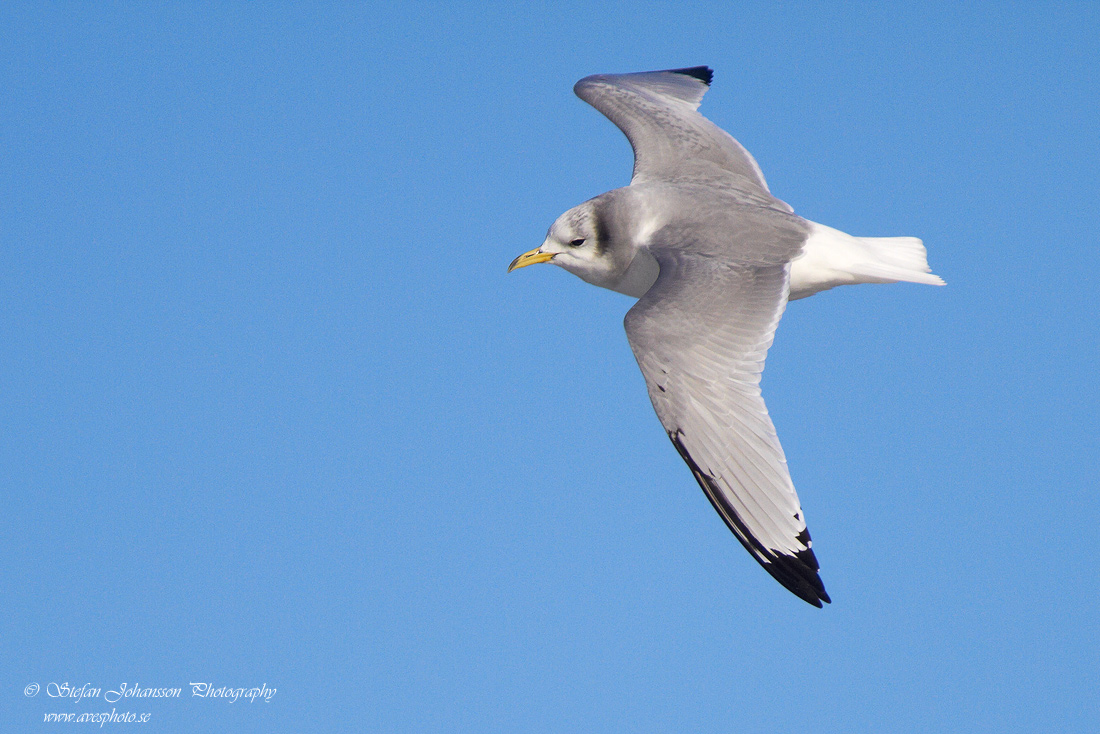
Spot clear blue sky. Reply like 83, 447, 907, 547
4, 3, 1098, 732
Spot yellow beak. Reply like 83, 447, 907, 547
508, 247, 555, 272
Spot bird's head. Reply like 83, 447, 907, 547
509, 199, 627, 289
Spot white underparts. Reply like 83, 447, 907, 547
788, 221, 945, 300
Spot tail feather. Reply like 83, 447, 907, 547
851, 236, 946, 287
789, 222, 946, 300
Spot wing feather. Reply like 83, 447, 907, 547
574, 67, 789, 212
624, 251, 830, 607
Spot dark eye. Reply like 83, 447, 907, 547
569, 238, 586, 247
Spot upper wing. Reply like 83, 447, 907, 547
574, 67, 785, 208
624, 250, 830, 607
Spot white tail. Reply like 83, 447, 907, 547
789, 222, 946, 300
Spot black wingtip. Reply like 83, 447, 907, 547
669, 66, 713, 86
669, 430, 830, 608
764, 550, 831, 608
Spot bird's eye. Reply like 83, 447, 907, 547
569, 238, 586, 247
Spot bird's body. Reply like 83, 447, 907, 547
510, 67, 943, 607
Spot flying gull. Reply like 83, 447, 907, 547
509, 67, 944, 607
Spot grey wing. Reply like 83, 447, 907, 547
574, 67, 788, 209
624, 250, 830, 607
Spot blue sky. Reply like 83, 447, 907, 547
3, 2, 1098, 732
